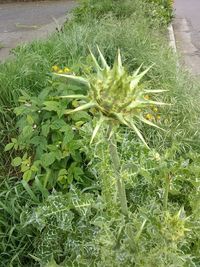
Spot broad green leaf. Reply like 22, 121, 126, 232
22, 125, 33, 137
51, 119, 67, 130
43, 101, 60, 112
70, 111, 90, 122
27, 115, 34, 124
12, 157, 22, 167
41, 152, 56, 167
41, 124, 50, 137
4, 142, 14, 151
63, 126, 74, 144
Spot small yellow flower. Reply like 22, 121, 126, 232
144, 95, 150, 100
146, 113, 154, 121
157, 115, 161, 120
63, 67, 71, 73
153, 107, 158, 112
58, 69, 64, 74
52, 65, 59, 72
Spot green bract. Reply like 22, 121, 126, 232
56, 48, 168, 147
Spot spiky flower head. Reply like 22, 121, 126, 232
55, 48, 168, 147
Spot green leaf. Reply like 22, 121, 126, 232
4, 142, 14, 151
54, 73, 90, 88
131, 65, 153, 90
144, 89, 168, 94
136, 115, 165, 131
41, 152, 56, 167
51, 119, 67, 130
22, 125, 33, 137
43, 101, 60, 112
59, 94, 88, 99
90, 116, 105, 144
97, 46, 110, 70
63, 126, 74, 144
12, 157, 22, 167
41, 124, 50, 137
65, 102, 96, 114
70, 111, 90, 122
129, 121, 149, 148
23, 170, 32, 182
27, 115, 34, 124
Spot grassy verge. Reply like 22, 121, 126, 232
1, 0, 200, 266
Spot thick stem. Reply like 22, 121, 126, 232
108, 123, 128, 216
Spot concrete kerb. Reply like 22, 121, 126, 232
168, 23, 177, 53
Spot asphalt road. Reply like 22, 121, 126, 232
174, 0, 200, 75
175, 0, 200, 31
0, 0, 75, 61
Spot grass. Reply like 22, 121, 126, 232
1, 0, 200, 266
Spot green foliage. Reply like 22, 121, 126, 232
146, 0, 174, 25
1, 0, 200, 266
6, 82, 92, 189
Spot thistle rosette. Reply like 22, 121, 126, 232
55, 48, 168, 147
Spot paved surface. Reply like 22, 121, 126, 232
0, 0, 75, 61
173, 0, 200, 75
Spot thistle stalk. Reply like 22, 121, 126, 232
108, 123, 128, 216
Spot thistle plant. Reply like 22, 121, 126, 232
55, 48, 167, 215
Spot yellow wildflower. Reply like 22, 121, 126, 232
144, 95, 150, 100
63, 67, 71, 73
157, 115, 161, 120
52, 65, 59, 72
146, 113, 154, 121
153, 107, 158, 112
58, 69, 64, 74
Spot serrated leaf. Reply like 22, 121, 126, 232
63, 126, 74, 144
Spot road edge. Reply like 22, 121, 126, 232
168, 23, 177, 53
